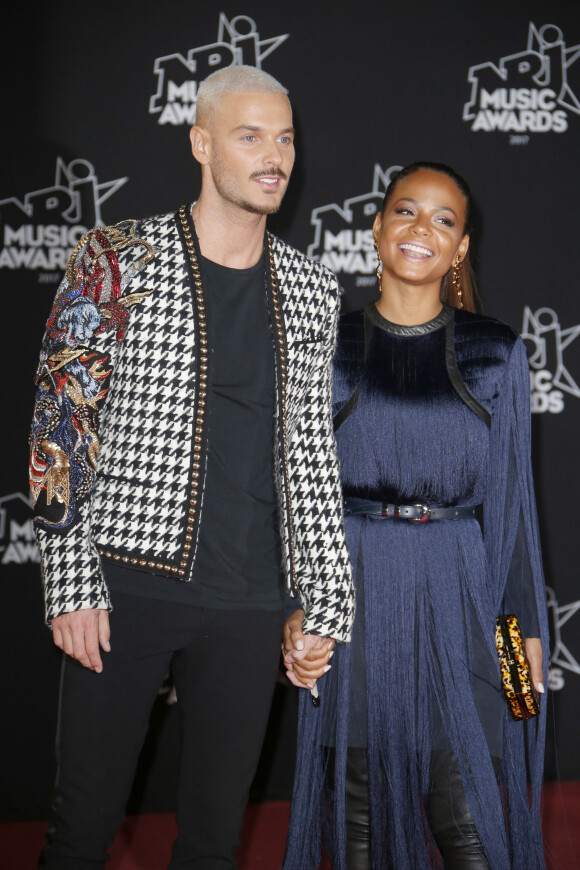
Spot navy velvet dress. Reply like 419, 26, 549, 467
283, 304, 548, 870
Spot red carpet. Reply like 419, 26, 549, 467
1, 786, 579, 869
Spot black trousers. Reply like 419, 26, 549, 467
39, 593, 283, 870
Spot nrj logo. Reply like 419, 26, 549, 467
0, 158, 127, 281
308, 164, 402, 294
463, 22, 580, 135
547, 586, 580, 692
0, 493, 39, 567
521, 307, 580, 414
149, 13, 289, 126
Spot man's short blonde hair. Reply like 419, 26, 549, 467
195, 65, 289, 126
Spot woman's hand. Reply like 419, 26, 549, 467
282, 608, 335, 689
524, 637, 545, 695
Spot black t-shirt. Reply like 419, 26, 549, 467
104, 251, 283, 610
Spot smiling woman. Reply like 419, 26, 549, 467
283, 163, 549, 869
373, 163, 476, 319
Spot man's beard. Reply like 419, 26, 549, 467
238, 198, 281, 216
211, 160, 287, 215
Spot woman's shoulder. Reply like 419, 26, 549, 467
339, 306, 366, 328
453, 308, 529, 415
453, 307, 521, 361
337, 306, 366, 347
333, 308, 366, 386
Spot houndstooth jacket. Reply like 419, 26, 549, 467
29, 206, 354, 642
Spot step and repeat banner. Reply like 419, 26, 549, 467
1, 0, 579, 819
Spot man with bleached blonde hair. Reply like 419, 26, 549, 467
32, 65, 353, 869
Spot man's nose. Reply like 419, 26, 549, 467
262, 139, 283, 165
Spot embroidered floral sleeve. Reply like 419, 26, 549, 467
29, 220, 156, 622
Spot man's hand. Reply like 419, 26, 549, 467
51, 609, 111, 673
524, 637, 545, 695
282, 608, 335, 689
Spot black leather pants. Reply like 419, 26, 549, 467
328, 747, 498, 869
327, 748, 371, 869
428, 749, 500, 870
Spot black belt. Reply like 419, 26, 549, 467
343, 497, 479, 523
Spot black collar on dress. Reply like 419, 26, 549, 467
365, 302, 453, 336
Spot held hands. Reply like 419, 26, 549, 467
51, 609, 111, 673
524, 637, 545, 695
282, 608, 335, 690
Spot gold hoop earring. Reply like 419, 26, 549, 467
452, 253, 463, 309
374, 237, 382, 293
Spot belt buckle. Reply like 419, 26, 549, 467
408, 503, 431, 523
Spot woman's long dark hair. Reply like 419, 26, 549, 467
380, 161, 480, 313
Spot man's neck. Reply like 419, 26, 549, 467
191, 196, 267, 269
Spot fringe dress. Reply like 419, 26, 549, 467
283, 304, 548, 870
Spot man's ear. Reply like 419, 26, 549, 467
190, 125, 211, 166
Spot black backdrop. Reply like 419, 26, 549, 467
2, 0, 580, 821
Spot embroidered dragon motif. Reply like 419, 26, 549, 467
30, 220, 156, 530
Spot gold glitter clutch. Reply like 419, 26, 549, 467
495, 614, 540, 720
